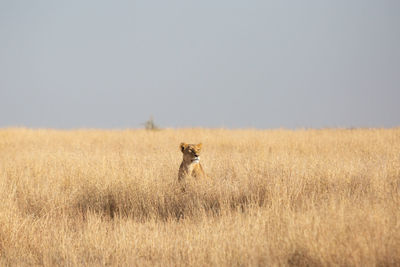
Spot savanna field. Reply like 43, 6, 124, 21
0, 128, 399, 266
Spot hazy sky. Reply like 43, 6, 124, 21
1, 1, 399, 129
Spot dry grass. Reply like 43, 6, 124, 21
0, 128, 399, 266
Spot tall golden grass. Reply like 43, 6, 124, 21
0, 128, 399, 266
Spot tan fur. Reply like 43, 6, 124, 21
178, 143, 207, 181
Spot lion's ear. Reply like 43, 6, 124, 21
196, 143, 203, 150
180, 143, 188, 152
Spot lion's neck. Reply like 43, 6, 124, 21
181, 160, 200, 174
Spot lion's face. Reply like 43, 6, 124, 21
180, 143, 202, 164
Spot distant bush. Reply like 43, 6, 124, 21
143, 116, 160, 130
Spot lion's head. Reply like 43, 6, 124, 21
180, 143, 202, 164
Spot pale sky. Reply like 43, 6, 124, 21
1, 1, 399, 129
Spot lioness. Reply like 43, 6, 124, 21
178, 142, 207, 181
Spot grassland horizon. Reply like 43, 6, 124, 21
0, 127, 399, 266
